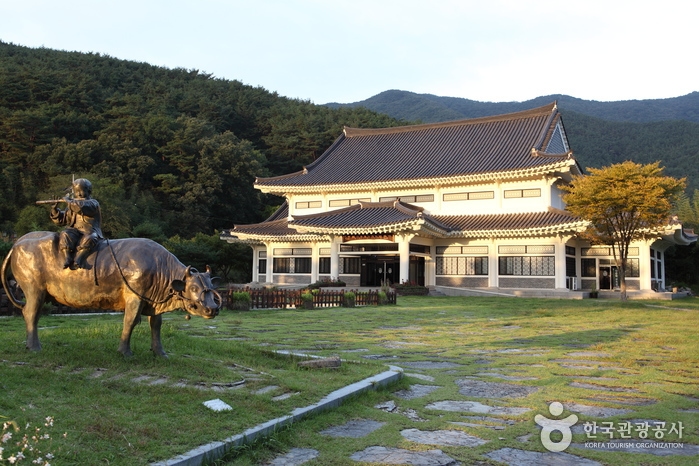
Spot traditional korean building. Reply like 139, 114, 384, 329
221, 103, 696, 297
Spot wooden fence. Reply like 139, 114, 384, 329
224, 287, 396, 310
1, 286, 397, 316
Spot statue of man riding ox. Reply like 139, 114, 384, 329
1, 231, 222, 357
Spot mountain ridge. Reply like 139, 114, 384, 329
325, 90, 699, 193
325, 89, 699, 124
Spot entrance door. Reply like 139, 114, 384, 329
409, 256, 425, 286
599, 266, 620, 290
361, 256, 399, 286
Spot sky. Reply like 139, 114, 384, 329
1, 0, 696, 105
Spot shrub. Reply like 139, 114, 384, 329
393, 280, 429, 296
343, 291, 356, 308
230, 291, 251, 311
300, 291, 314, 310
307, 277, 346, 289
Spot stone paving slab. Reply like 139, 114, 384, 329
583, 395, 657, 406
349, 446, 459, 465
484, 447, 601, 465
398, 360, 466, 369
564, 402, 634, 418
405, 372, 436, 382
320, 419, 385, 438
450, 421, 506, 430
394, 383, 441, 400
456, 378, 540, 398
569, 381, 640, 393
476, 372, 539, 381
426, 400, 532, 415
375, 401, 428, 422
264, 448, 319, 466
565, 351, 612, 358
401, 428, 489, 447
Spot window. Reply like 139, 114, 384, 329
273, 258, 290, 273
294, 257, 311, 274
499, 256, 555, 276
319, 257, 331, 274
295, 200, 322, 209
627, 258, 640, 278
498, 245, 555, 254
329, 198, 371, 207
581, 258, 596, 277
343, 257, 361, 274
258, 259, 267, 274
566, 257, 576, 277
443, 191, 494, 201
378, 194, 434, 203
410, 244, 431, 254
437, 246, 489, 254
436, 257, 488, 275
504, 188, 541, 198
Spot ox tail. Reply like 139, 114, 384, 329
1, 245, 24, 309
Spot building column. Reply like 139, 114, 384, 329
638, 241, 653, 291
426, 244, 436, 287
311, 243, 319, 283
398, 234, 414, 284
265, 242, 274, 284
555, 236, 570, 290
330, 235, 341, 279
488, 239, 498, 288
251, 246, 260, 283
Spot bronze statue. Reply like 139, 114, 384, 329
1, 233, 221, 356
3, 177, 222, 356
42, 178, 103, 269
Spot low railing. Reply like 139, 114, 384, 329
223, 287, 396, 310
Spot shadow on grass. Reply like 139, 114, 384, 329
498, 327, 640, 348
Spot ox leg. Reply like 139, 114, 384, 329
149, 315, 167, 358
118, 299, 143, 357
23, 291, 46, 351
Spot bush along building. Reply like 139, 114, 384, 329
221, 103, 696, 298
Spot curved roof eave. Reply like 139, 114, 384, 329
447, 221, 589, 239
256, 159, 580, 195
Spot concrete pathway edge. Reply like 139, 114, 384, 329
151, 368, 404, 466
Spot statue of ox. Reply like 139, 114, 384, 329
1, 231, 222, 357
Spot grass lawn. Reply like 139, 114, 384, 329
2, 296, 698, 465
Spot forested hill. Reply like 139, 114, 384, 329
0, 41, 407, 240
326, 89, 699, 124
326, 90, 699, 193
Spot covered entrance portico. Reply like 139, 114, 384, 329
358, 254, 426, 286
360, 255, 399, 286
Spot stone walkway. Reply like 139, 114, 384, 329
255, 334, 698, 465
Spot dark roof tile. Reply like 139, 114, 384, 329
257, 103, 572, 189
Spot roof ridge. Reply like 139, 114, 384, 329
343, 102, 557, 137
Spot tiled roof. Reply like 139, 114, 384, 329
222, 202, 587, 243
433, 209, 588, 238
289, 201, 448, 235
256, 103, 578, 193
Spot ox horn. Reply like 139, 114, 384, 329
206, 265, 212, 274
184, 265, 192, 278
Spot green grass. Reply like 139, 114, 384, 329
0, 310, 381, 464
2, 297, 698, 465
